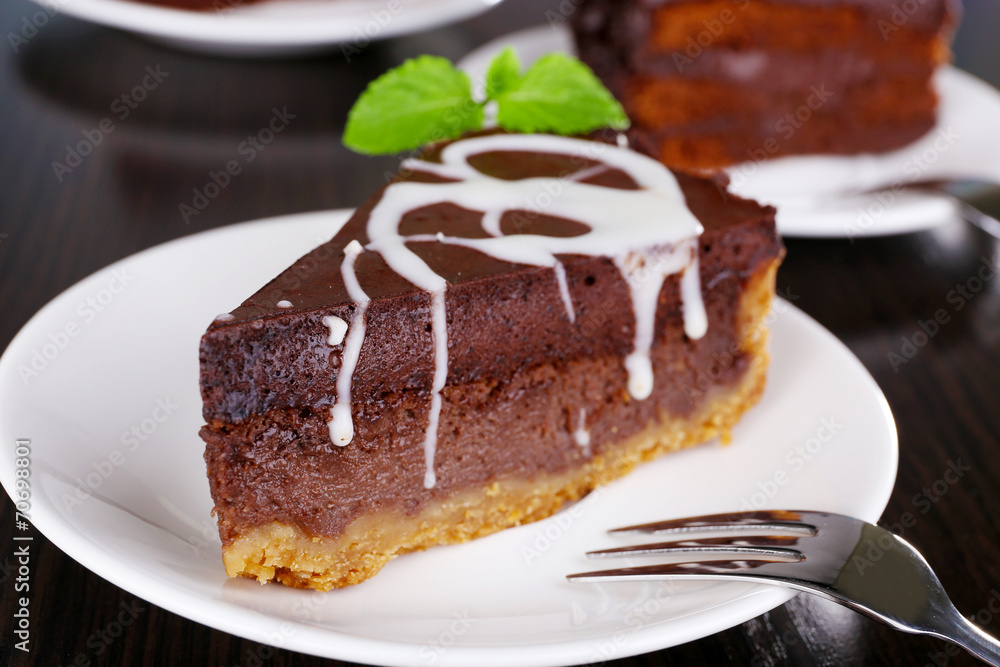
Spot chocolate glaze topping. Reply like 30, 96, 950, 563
200, 133, 775, 430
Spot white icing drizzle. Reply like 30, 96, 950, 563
573, 408, 591, 450
277, 299, 293, 309
423, 290, 448, 489
553, 261, 576, 323
330, 134, 706, 488
322, 315, 348, 346
215, 313, 234, 322
614, 240, 701, 401
565, 163, 609, 183
327, 240, 370, 447
680, 254, 708, 339
362, 194, 450, 488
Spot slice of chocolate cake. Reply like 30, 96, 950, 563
572, 0, 960, 171
199, 130, 783, 590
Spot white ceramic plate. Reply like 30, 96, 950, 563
459, 25, 1000, 239
36, 0, 503, 56
0, 210, 896, 666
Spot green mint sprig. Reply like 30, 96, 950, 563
343, 48, 629, 155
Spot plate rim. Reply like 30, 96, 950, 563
0, 208, 898, 666
30, 0, 501, 52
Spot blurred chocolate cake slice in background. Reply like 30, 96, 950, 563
572, 0, 961, 171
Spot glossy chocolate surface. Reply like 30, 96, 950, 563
199, 134, 778, 425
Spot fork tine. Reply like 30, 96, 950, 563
571, 511, 1000, 665
611, 510, 817, 537
586, 535, 805, 561
568, 559, 796, 583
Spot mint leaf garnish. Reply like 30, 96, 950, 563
486, 47, 522, 100
342, 50, 630, 155
495, 53, 629, 135
343, 55, 483, 155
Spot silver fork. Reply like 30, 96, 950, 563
568, 510, 1000, 665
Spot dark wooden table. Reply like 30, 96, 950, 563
2, 0, 999, 665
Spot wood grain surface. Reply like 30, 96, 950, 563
1, 0, 999, 665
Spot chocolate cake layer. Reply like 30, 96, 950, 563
572, 0, 960, 170
204, 248, 775, 543
200, 137, 777, 426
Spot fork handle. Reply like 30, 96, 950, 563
940, 614, 1000, 666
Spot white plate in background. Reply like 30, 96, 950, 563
459, 24, 1000, 239
33, 0, 504, 56
0, 210, 896, 665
